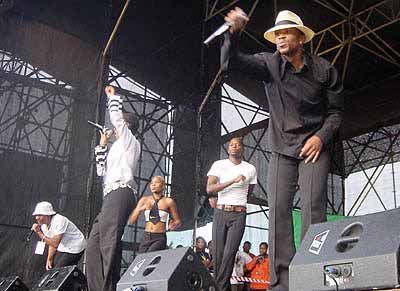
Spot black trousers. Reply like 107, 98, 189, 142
86, 187, 136, 291
53, 250, 84, 268
212, 208, 246, 291
138, 232, 167, 253
267, 151, 330, 291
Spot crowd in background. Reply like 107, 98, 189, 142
182, 237, 271, 291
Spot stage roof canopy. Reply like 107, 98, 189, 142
4, 0, 400, 140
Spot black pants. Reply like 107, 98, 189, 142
138, 232, 167, 253
267, 151, 330, 291
53, 250, 84, 268
86, 187, 136, 291
212, 208, 246, 291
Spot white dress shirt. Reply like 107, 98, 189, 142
95, 94, 140, 196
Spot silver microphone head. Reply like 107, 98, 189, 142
87, 120, 106, 132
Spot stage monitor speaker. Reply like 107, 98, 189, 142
31, 265, 86, 291
289, 208, 400, 291
117, 247, 215, 291
0, 276, 29, 291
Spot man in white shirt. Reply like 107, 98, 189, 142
231, 249, 253, 291
86, 86, 141, 291
31, 201, 86, 270
207, 136, 257, 291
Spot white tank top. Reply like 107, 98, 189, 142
144, 209, 169, 223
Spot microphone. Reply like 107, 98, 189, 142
203, 22, 232, 45
26, 230, 34, 242
88, 120, 107, 133
204, 10, 248, 45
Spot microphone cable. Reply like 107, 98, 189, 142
324, 267, 339, 291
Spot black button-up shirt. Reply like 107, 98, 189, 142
227, 35, 344, 158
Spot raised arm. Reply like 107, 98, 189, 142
105, 86, 124, 129
222, 7, 270, 80
105, 86, 137, 150
167, 198, 181, 230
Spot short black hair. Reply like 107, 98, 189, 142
244, 241, 251, 245
196, 236, 207, 244
260, 242, 268, 248
122, 111, 139, 134
228, 136, 243, 145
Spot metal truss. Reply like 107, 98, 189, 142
0, 49, 73, 160
0, 48, 94, 252
204, 0, 400, 82
220, 84, 270, 203
343, 124, 400, 216
311, 0, 400, 81
0, 50, 180, 273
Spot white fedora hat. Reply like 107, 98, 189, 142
264, 10, 315, 44
32, 201, 56, 216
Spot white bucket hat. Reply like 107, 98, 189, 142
264, 10, 315, 44
32, 201, 56, 216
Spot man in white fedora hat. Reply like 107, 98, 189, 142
223, 7, 344, 291
31, 201, 86, 270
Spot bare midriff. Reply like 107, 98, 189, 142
144, 220, 166, 233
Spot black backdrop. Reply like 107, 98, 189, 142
0, 8, 102, 285
0, 1, 221, 285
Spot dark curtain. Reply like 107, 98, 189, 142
0, 7, 103, 286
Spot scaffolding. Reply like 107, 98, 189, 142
0, 48, 83, 218
1, 0, 399, 280
0, 49, 73, 161
202, 0, 400, 228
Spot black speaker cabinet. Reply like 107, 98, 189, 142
31, 265, 86, 291
117, 247, 215, 291
289, 208, 400, 291
0, 277, 29, 291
